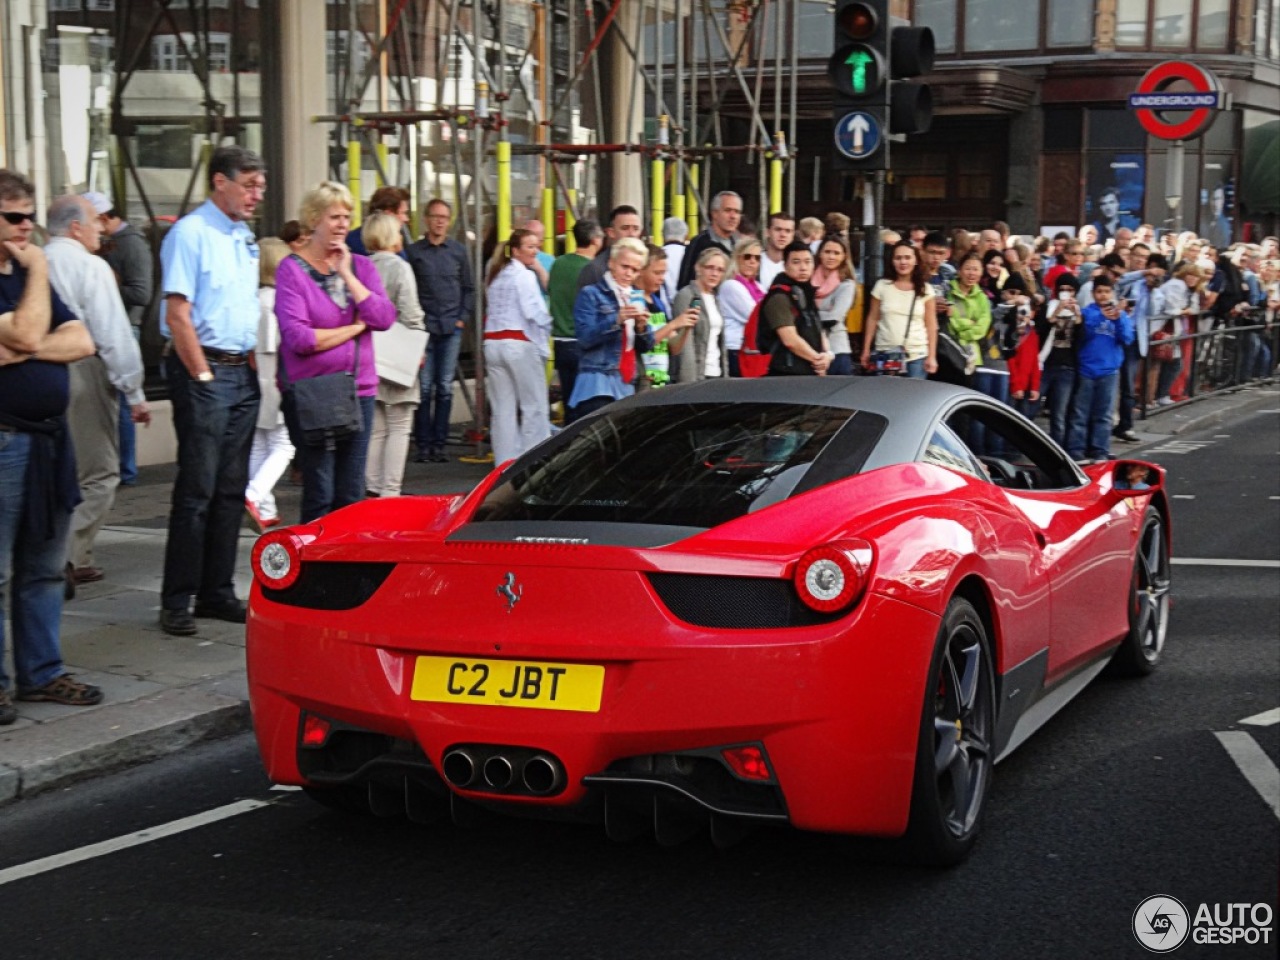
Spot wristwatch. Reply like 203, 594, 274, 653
196, 370, 215, 383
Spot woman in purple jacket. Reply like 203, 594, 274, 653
274, 182, 395, 522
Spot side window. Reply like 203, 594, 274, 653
944, 404, 1084, 490
924, 423, 989, 481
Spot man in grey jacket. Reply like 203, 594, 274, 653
45, 195, 150, 585
84, 191, 152, 485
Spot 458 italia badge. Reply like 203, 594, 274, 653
497, 572, 523, 612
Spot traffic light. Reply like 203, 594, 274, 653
829, 0, 935, 171
829, 0, 888, 171
889, 24, 934, 136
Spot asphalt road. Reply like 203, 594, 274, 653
2, 410, 1277, 960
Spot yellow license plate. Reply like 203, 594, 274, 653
410, 657, 605, 713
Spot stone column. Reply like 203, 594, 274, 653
607, 0, 645, 212
277, 0, 329, 223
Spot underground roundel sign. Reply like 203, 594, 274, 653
1127, 60, 1223, 141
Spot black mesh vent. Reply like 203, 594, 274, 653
646, 573, 841, 629
262, 562, 395, 610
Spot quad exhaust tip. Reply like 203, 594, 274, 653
442, 747, 565, 796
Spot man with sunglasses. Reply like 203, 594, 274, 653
0, 169, 102, 722
157, 145, 265, 637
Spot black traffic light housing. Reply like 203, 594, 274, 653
829, 0, 934, 171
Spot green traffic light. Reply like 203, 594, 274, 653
845, 48, 874, 94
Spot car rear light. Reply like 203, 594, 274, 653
793, 539, 873, 613
721, 745, 772, 781
300, 713, 332, 748
252, 524, 320, 591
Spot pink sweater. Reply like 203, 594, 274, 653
274, 254, 396, 396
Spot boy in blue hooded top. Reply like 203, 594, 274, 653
1066, 274, 1134, 461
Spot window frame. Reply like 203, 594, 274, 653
1113, 0, 1235, 51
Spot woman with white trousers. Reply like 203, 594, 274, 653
484, 228, 552, 464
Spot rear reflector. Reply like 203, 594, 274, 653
721, 745, 772, 781
301, 714, 332, 748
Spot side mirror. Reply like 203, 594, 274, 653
1112, 460, 1163, 494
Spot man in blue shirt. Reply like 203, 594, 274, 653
0, 168, 102, 720
406, 198, 474, 463
157, 145, 265, 636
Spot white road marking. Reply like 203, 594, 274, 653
1147, 440, 1216, 455
1215, 732, 1280, 822
0, 798, 273, 887
270, 785, 302, 792
1172, 558, 1280, 568
1240, 708, 1280, 727
1172, 494, 1195, 499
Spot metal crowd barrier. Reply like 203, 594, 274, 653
1137, 307, 1278, 419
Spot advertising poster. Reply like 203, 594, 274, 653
1199, 177, 1234, 249
1084, 152, 1145, 244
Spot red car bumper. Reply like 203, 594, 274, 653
247, 567, 940, 837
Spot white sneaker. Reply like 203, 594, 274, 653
1156, 396, 1175, 406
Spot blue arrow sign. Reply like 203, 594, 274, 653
834, 111, 881, 160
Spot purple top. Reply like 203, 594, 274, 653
274, 253, 397, 396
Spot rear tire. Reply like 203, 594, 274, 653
904, 597, 995, 866
1111, 507, 1170, 677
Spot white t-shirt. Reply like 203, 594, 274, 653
759, 253, 784, 289
701, 293, 724, 378
871, 279, 933, 361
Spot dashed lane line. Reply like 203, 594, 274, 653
1214, 732, 1280, 823
1172, 558, 1280, 568
0, 798, 275, 888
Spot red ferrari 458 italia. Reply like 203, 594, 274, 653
247, 378, 1170, 864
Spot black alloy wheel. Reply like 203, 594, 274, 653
905, 597, 995, 866
1112, 508, 1171, 676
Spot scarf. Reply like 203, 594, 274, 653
810, 267, 842, 303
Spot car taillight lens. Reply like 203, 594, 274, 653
721, 745, 773, 781
793, 539, 873, 613
252, 525, 320, 590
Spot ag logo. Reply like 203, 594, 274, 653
1133, 895, 1190, 953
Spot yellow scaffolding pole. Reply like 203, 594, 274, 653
564, 189, 578, 253
650, 157, 664, 245
541, 187, 555, 254
375, 142, 389, 187
496, 140, 512, 242
687, 163, 700, 236
347, 140, 362, 226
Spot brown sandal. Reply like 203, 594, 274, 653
17, 674, 104, 706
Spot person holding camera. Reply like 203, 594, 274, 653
1066, 275, 1134, 462
670, 247, 730, 383
860, 241, 937, 378
1037, 274, 1083, 447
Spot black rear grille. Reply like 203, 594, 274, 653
646, 573, 841, 629
262, 562, 395, 610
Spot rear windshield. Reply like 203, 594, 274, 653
471, 402, 881, 529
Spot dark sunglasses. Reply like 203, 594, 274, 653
1, 211, 36, 225
740, 253, 761, 260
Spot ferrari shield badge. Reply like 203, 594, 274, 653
497, 572, 523, 613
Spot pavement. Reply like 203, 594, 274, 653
2, 381, 1276, 806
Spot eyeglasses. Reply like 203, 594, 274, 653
740, 253, 761, 261
1, 211, 36, 225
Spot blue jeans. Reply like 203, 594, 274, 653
161, 354, 260, 613
1116, 342, 1140, 432
414, 331, 462, 454
283, 393, 375, 524
118, 325, 141, 484
828, 353, 854, 376
0, 430, 73, 691
1041, 365, 1075, 448
1067, 371, 1118, 460
904, 358, 926, 379
554, 339, 580, 406
970, 370, 1011, 455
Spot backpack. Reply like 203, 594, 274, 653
740, 282, 793, 378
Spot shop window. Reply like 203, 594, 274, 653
893, 152, 948, 201
1088, 108, 1145, 150
964, 0, 1040, 51
152, 33, 231, 73
914, 0, 957, 53
1048, 0, 1094, 46
1116, 0, 1234, 48
957, 152, 996, 200
1044, 107, 1083, 151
